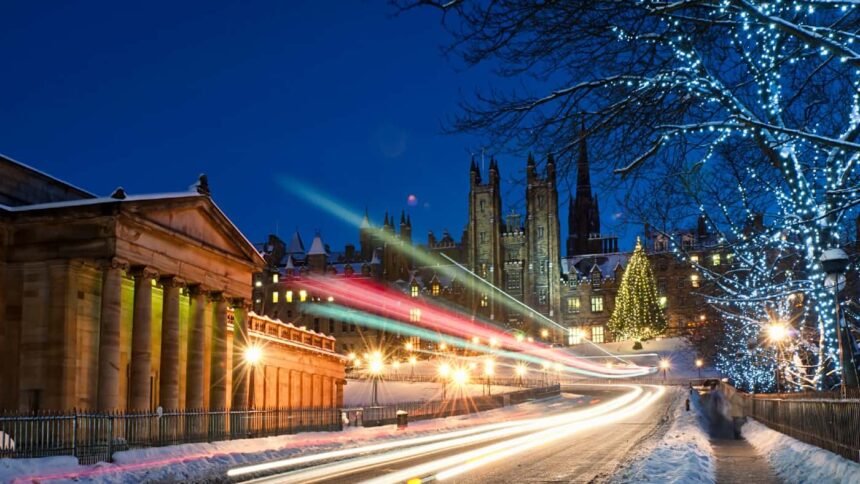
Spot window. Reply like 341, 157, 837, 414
712, 254, 721, 266
411, 285, 419, 297
313, 318, 320, 333
299, 289, 307, 302
329, 319, 335, 333
537, 226, 544, 239
409, 308, 421, 322
272, 273, 279, 283
255, 280, 262, 288
432, 283, 441, 296
507, 273, 521, 290
538, 288, 548, 305
691, 274, 700, 288
286, 290, 293, 303
690, 255, 699, 264
591, 296, 604, 313
567, 297, 581, 313
480, 199, 486, 212
655, 240, 667, 251
568, 327, 584, 345
480, 263, 488, 278
480, 294, 489, 307
591, 326, 605, 344
591, 271, 601, 288
479, 232, 487, 243
659, 296, 667, 308
657, 278, 667, 294
682, 237, 693, 250
727, 253, 735, 264
271, 291, 279, 303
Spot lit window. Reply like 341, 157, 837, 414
591, 296, 604, 313
727, 253, 735, 264
299, 289, 307, 302
286, 290, 293, 303
591, 326, 605, 344
411, 285, 419, 297
255, 280, 262, 288
591, 271, 601, 288
690, 255, 699, 264
567, 298, 581, 313
432, 283, 440, 296
659, 296, 667, 308
691, 274, 700, 288
480, 294, 489, 307
568, 327, 584, 345
272, 273, 279, 283
409, 308, 421, 322
712, 254, 721, 266
271, 291, 279, 303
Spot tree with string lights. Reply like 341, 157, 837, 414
609, 239, 667, 346
401, 0, 860, 391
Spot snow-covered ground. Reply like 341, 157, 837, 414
0, 396, 572, 484
343, 379, 518, 406
742, 419, 860, 484
565, 337, 721, 380
614, 388, 715, 483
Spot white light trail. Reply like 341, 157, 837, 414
233, 385, 663, 483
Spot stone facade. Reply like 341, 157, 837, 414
0, 155, 345, 412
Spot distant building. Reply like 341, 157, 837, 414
0, 155, 345, 412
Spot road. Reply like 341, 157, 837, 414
229, 384, 673, 484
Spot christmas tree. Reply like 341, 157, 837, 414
608, 238, 667, 345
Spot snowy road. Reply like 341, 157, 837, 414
229, 384, 671, 483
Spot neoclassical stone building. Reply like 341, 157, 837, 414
0, 155, 345, 412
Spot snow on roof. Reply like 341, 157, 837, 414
0, 191, 204, 212
360, 210, 371, 229
288, 231, 305, 254
370, 248, 382, 264
307, 234, 328, 256
563, 253, 629, 279
0, 152, 96, 199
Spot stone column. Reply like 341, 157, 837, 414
209, 292, 228, 409
96, 258, 127, 411
186, 285, 206, 409
129, 266, 157, 411
230, 298, 249, 409
158, 276, 182, 410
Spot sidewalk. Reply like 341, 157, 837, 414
711, 437, 781, 484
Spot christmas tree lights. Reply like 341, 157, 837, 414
609, 238, 668, 344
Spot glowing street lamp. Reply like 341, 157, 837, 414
659, 359, 670, 383
515, 333, 525, 343
409, 355, 417, 379
766, 322, 790, 393
368, 355, 384, 407
515, 364, 527, 386
452, 368, 469, 386
695, 358, 704, 379
243, 345, 263, 409
404, 341, 414, 352
483, 359, 495, 395
438, 362, 451, 400
541, 329, 550, 339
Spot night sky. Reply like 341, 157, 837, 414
0, 1, 631, 253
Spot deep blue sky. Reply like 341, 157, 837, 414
0, 1, 628, 253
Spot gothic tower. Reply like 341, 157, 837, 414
524, 153, 563, 333
467, 157, 504, 320
359, 209, 373, 260
567, 128, 601, 256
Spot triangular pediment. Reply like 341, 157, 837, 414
123, 197, 264, 266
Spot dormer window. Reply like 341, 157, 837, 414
272, 273, 279, 283
591, 271, 601, 288
411, 285, 419, 297
432, 283, 441, 296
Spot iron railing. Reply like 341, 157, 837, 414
722, 383, 860, 462
0, 406, 341, 465
0, 385, 561, 465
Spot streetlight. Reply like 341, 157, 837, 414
483, 359, 495, 395
243, 345, 263, 409
515, 333, 525, 343
368, 355, 384, 406
409, 355, 417, 379
695, 358, 704, 379
438, 362, 451, 400
392, 360, 401, 377
820, 248, 859, 395
766, 322, 790, 393
659, 359, 670, 384
541, 329, 550, 339
404, 341, 414, 352
515, 364, 527, 387
542, 361, 551, 385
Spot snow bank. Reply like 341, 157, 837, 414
742, 419, 860, 484
343, 379, 517, 406
614, 389, 715, 483
0, 456, 79, 483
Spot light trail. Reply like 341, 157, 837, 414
233, 385, 664, 483
302, 276, 654, 378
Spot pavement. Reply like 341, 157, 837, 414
712, 438, 781, 484
236, 384, 672, 483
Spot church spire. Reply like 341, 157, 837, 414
577, 122, 591, 193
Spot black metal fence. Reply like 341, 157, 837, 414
0, 407, 342, 465
0, 385, 561, 465
723, 384, 860, 462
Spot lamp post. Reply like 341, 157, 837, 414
483, 359, 495, 395
767, 322, 790, 394
542, 361, 550, 386
515, 364, 527, 387
695, 359, 703, 379
244, 346, 263, 408
659, 359, 670, 384
368, 355, 384, 407
820, 248, 859, 396
409, 355, 417, 380
438, 362, 451, 400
